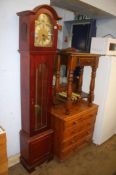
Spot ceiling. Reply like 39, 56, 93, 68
50, 0, 114, 18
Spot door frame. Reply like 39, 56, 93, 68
70, 21, 91, 49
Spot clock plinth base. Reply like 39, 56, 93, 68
20, 129, 54, 172
20, 157, 35, 173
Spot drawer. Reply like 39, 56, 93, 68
0, 145, 7, 163
82, 116, 95, 126
78, 58, 95, 66
64, 118, 80, 128
60, 134, 91, 160
63, 116, 95, 139
61, 128, 93, 149
64, 111, 96, 128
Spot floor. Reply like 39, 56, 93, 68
9, 135, 116, 175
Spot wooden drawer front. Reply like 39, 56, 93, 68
61, 127, 93, 150
78, 58, 95, 66
0, 145, 7, 163
60, 134, 91, 160
64, 111, 96, 128
63, 116, 95, 139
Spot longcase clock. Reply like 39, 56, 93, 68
17, 5, 61, 172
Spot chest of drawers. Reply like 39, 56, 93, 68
51, 101, 98, 160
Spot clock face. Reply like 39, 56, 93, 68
34, 13, 54, 47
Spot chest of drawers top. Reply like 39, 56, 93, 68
51, 101, 98, 121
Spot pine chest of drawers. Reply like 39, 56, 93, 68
51, 101, 98, 160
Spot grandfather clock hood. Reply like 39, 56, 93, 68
17, 4, 62, 52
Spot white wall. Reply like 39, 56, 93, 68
53, 6, 74, 49
80, 0, 116, 16
0, 0, 50, 158
96, 18, 116, 38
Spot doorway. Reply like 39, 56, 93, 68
71, 20, 96, 52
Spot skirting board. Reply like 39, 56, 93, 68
8, 153, 20, 167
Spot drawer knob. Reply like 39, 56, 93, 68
72, 121, 77, 125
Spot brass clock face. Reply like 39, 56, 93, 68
34, 13, 54, 47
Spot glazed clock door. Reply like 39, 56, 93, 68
30, 55, 53, 135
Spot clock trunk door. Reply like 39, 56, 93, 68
30, 55, 53, 135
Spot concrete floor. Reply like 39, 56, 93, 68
9, 135, 116, 175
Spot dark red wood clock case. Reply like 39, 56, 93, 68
17, 5, 61, 171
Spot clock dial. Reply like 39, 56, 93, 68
34, 13, 53, 47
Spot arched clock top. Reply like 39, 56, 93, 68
33, 4, 62, 20
17, 4, 62, 20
